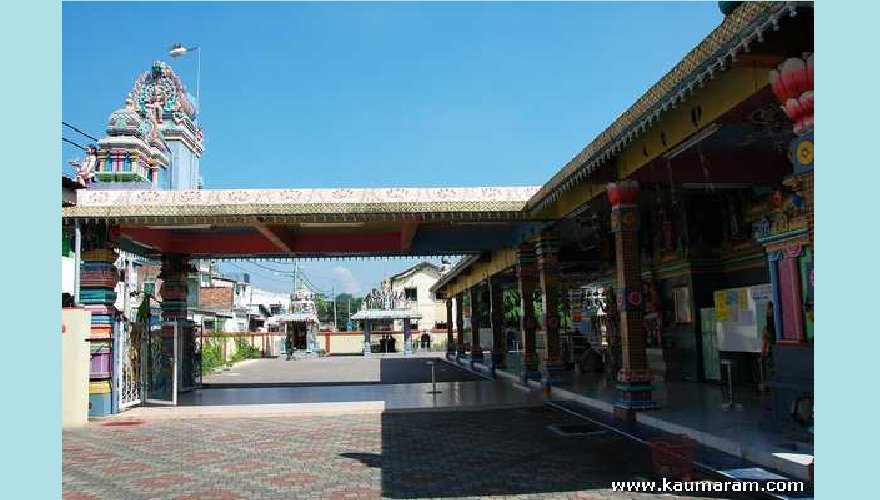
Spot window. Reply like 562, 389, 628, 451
404, 287, 418, 301
143, 281, 156, 297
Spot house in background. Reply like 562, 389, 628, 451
382, 261, 456, 335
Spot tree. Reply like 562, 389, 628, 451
312, 293, 334, 324
334, 293, 362, 330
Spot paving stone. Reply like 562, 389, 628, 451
65, 409, 756, 499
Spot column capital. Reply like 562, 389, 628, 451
610, 204, 640, 233
535, 234, 559, 268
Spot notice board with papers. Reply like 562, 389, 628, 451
713, 284, 772, 353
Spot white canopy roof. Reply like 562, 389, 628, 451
351, 309, 423, 321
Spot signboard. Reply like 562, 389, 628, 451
714, 291, 729, 321
750, 284, 772, 303
713, 285, 771, 353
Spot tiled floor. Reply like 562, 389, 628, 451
65, 408, 749, 499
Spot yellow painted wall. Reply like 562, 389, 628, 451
329, 334, 366, 355
62, 309, 91, 428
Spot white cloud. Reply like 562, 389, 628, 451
331, 266, 361, 295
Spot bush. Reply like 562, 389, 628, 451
201, 340, 223, 374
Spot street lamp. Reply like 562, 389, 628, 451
168, 43, 201, 118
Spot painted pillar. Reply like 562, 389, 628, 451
767, 251, 784, 341
607, 181, 655, 419
537, 233, 564, 389
79, 222, 118, 417
364, 319, 372, 357
516, 242, 540, 383
445, 298, 455, 355
403, 318, 413, 356
159, 254, 195, 394
468, 286, 481, 356
455, 293, 465, 353
488, 274, 506, 368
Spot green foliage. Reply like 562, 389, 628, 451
232, 337, 260, 362
503, 290, 521, 327
201, 340, 223, 374
200, 336, 260, 374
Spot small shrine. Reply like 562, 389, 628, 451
352, 288, 422, 356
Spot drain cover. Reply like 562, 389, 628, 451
547, 423, 606, 437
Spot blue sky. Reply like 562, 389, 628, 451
62, 1, 723, 294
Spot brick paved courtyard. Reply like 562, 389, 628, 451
64, 407, 749, 499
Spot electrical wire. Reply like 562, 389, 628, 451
62, 137, 87, 151
62, 122, 98, 142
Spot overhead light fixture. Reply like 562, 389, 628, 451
663, 123, 721, 160
299, 222, 365, 228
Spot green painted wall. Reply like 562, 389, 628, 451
799, 246, 814, 340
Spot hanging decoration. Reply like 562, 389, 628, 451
770, 53, 813, 173
769, 54, 813, 136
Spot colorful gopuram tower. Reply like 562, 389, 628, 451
92, 60, 203, 189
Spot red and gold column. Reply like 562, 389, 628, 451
516, 242, 540, 383
607, 181, 655, 418
537, 233, 564, 389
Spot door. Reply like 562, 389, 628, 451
144, 321, 178, 405
700, 308, 721, 381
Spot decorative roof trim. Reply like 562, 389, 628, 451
62, 187, 541, 220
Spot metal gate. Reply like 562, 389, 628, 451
144, 321, 178, 405
117, 321, 143, 409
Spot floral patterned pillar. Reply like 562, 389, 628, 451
607, 181, 655, 419
537, 233, 564, 389
516, 242, 540, 383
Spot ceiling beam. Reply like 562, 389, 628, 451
253, 219, 294, 255
400, 220, 419, 252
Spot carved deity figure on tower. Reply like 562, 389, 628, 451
69, 144, 97, 185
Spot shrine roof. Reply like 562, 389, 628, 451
351, 309, 423, 321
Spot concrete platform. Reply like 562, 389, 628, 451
495, 368, 813, 482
